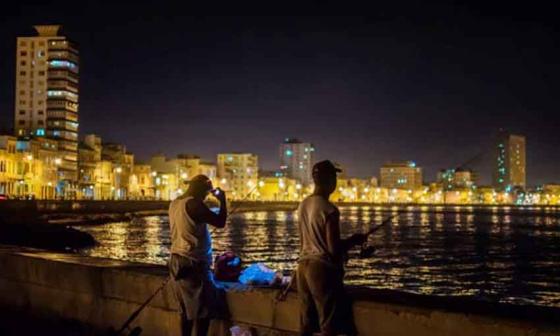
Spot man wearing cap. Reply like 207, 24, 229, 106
297, 160, 366, 336
168, 174, 228, 336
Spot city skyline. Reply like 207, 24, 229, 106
1, 2, 560, 184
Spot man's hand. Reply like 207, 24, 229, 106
213, 188, 226, 203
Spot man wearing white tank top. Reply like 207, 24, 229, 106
297, 160, 366, 336
168, 175, 228, 336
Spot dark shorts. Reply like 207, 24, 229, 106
169, 254, 227, 320
297, 258, 356, 336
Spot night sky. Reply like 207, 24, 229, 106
1, 1, 559, 185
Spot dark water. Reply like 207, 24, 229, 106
76, 205, 560, 308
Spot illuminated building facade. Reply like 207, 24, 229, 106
217, 153, 258, 199
102, 143, 134, 199
0, 135, 58, 199
78, 139, 100, 199
15, 25, 79, 192
331, 178, 377, 202
437, 168, 476, 190
129, 164, 154, 199
148, 154, 218, 199
198, 161, 217, 181
279, 138, 315, 185
380, 161, 423, 190
493, 132, 526, 190
0, 136, 18, 196
17, 137, 59, 199
77, 135, 117, 199
258, 176, 298, 201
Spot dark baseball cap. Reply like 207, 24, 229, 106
189, 175, 213, 191
312, 160, 342, 176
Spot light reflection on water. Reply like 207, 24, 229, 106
76, 206, 560, 308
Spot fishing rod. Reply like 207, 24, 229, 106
112, 184, 260, 336
112, 278, 170, 336
358, 210, 404, 258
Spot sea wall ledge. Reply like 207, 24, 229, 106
0, 246, 559, 336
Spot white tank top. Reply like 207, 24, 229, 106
168, 196, 212, 264
298, 194, 338, 262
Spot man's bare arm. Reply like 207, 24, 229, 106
186, 198, 227, 228
326, 210, 367, 262
325, 209, 343, 262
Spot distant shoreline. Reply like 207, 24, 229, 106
2, 200, 560, 227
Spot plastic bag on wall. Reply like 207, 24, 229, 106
230, 325, 252, 336
238, 263, 277, 285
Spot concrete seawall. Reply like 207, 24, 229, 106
1, 246, 559, 335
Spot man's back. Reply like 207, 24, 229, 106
168, 196, 211, 264
298, 194, 338, 262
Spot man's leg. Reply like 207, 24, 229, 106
305, 261, 343, 336
169, 255, 198, 336
297, 261, 319, 336
192, 318, 210, 336
180, 314, 193, 336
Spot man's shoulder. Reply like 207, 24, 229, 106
185, 197, 205, 213
299, 195, 338, 212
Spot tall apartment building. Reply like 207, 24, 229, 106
14, 25, 79, 189
217, 153, 258, 198
380, 161, 423, 190
279, 138, 315, 185
493, 131, 526, 190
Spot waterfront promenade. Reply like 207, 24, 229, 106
1, 245, 560, 336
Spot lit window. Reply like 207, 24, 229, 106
36, 128, 45, 136
49, 60, 78, 70
47, 90, 78, 100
